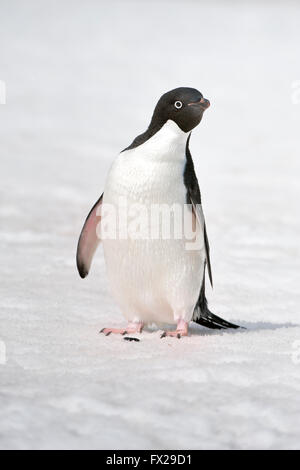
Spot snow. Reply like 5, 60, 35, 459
1, 0, 300, 450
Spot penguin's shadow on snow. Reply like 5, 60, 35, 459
186, 321, 299, 337
143, 321, 298, 337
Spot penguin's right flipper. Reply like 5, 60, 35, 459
76, 193, 103, 278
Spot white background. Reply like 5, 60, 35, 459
0, 0, 300, 449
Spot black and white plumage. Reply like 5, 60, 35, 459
184, 134, 239, 330
76, 87, 240, 337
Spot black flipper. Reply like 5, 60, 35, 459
184, 134, 213, 287
184, 136, 241, 330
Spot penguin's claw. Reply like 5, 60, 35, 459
100, 328, 112, 336
100, 323, 144, 337
160, 330, 187, 339
160, 321, 189, 339
100, 328, 130, 336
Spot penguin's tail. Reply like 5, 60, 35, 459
192, 273, 241, 330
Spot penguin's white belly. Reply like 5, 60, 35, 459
102, 121, 205, 325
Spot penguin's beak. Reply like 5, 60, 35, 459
188, 97, 210, 110
199, 97, 210, 109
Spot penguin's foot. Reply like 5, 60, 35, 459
161, 320, 189, 339
100, 322, 144, 336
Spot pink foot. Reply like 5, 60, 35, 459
100, 322, 143, 336
161, 320, 189, 339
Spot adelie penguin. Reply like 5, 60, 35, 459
76, 87, 240, 338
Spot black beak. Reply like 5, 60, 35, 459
188, 97, 210, 110
199, 97, 210, 109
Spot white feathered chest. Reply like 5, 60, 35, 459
101, 120, 205, 325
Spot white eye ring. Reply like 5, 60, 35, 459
174, 100, 183, 109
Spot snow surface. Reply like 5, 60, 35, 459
1, 0, 300, 450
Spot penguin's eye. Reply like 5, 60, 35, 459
174, 101, 183, 109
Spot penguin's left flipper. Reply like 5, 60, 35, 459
184, 135, 213, 287
76, 193, 103, 278
191, 201, 213, 288
185, 138, 241, 330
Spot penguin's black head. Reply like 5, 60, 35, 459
150, 87, 210, 133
